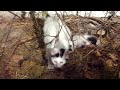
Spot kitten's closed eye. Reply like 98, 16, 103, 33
51, 53, 59, 57
55, 53, 59, 57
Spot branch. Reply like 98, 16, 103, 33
8, 11, 22, 19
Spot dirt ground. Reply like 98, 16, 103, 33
0, 16, 120, 79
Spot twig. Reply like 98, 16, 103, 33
8, 11, 22, 19
0, 15, 17, 61
82, 48, 95, 58
55, 11, 74, 47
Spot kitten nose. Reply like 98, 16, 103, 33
60, 61, 63, 64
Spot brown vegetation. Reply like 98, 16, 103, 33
0, 14, 120, 79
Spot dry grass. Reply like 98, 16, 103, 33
0, 15, 120, 79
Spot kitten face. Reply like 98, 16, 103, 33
50, 48, 66, 68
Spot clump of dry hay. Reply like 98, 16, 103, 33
40, 15, 120, 79
37, 15, 120, 79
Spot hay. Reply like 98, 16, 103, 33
0, 15, 120, 79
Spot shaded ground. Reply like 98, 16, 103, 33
0, 16, 120, 79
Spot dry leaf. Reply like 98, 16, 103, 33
10, 55, 23, 66
85, 70, 100, 79
113, 63, 118, 67
94, 50, 101, 57
106, 59, 113, 68
108, 53, 118, 61
97, 30, 105, 35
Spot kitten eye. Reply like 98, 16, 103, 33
55, 53, 59, 57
